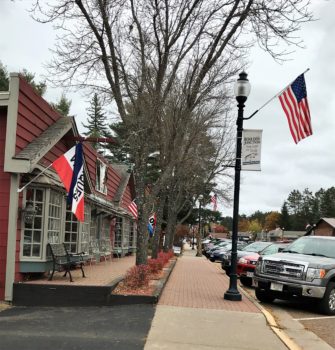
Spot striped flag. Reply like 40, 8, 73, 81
52, 143, 85, 221
278, 74, 312, 144
211, 194, 217, 211
128, 200, 138, 219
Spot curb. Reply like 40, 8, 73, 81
239, 284, 303, 350
109, 259, 177, 306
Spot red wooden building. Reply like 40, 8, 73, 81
0, 73, 137, 302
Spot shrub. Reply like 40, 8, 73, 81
148, 258, 164, 274
157, 251, 173, 266
123, 264, 150, 288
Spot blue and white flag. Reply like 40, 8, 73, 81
147, 213, 157, 237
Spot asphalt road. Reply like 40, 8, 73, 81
0, 305, 155, 350
243, 285, 335, 349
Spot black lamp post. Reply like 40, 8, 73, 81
196, 194, 203, 256
192, 226, 195, 250
224, 71, 251, 301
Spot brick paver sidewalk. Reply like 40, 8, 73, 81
159, 247, 260, 312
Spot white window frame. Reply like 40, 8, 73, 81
96, 159, 107, 194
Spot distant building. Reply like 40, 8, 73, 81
305, 218, 335, 236
262, 228, 305, 242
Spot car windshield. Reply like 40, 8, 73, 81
282, 237, 335, 258
260, 243, 288, 256
242, 242, 271, 252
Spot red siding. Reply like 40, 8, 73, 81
83, 143, 121, 200
15, 77, 63, 155
121, 184, 133, 212
0, 109, 10, 300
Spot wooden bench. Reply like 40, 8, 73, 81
47, 243, 86, 282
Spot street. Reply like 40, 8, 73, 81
0, 305, 155, 350
242, 284, 335, 348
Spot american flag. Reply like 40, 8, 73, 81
211, 194, 217, 211
278, 74, 312, 144
128, 200, 138, 219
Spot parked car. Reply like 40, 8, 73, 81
237, 242, 290, 286
210, 241, 247, 262
206, 240, 231, 259
221, 241, 272, 275
204, 238, 230, 257
254, 236, 335, 315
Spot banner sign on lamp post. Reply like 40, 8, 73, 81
241, 129, 262, 171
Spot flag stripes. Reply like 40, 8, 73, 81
278, 74, 312, 144
211, 194, 217, 211
128, 200, 138, 219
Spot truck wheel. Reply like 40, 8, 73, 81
255, 287, 275, 303
318, 282, 335, 315
209, 257, 215, 262
240, 277, 252, 287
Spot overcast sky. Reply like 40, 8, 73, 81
1, 0, 334, 218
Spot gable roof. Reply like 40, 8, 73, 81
14, 117, 73, 171
319, 218, 335, 228
112, 164, 131, 204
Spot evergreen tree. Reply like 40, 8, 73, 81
82, 93, 108, 150
52, 93, 72, 117
320, 187, 335, 217
0, 63, 46, 95
20, 69, 46, 96
106, 121, 130, 163
0, 62, 9, 91
280, 202, 291, 230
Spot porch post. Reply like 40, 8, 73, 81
5, 173, 20, 301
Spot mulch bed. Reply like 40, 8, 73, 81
112, 260, 174, 296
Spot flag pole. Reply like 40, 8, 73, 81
244, 68, 310, 120
17, 163, 54, 193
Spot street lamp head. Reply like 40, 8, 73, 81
234, 71, 251, 100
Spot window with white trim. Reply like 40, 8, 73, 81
81, 204, 91, 253
101, 217, 110, 240
22, 188, 45, 257
123, 218, 130, 249
90, 210, 97, 240
114, 217, 123, 248
47, 190, 63, 244
96, 159, 107, 194
64, 207, 78, 253
129, 221, 136, 248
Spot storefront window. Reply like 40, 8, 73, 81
123, 218, 130, 249
64, 207, 78, 253
81, 204, 91, 253
101, 217, 110, 240
114, 217, 123, 248
47, 190, 63, 243
90, 210, 97, 241
22, 188, 44, 257
129, 221, 136, 248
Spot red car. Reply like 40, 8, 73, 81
237, 242, 290, 287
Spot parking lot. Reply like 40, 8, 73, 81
242, 284, 335, 349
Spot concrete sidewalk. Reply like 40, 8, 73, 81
144, 246, 287, 349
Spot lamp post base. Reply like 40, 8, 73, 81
224, 289, 242, 301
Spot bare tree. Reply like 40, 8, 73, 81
32, 0, 313, 264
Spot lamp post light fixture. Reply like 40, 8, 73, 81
224, 71, 251, 302
21, 199, 37, 225
192, 226, 195, 250
196, 194, 204, 257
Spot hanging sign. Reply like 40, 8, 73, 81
241, 129, 262, 171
